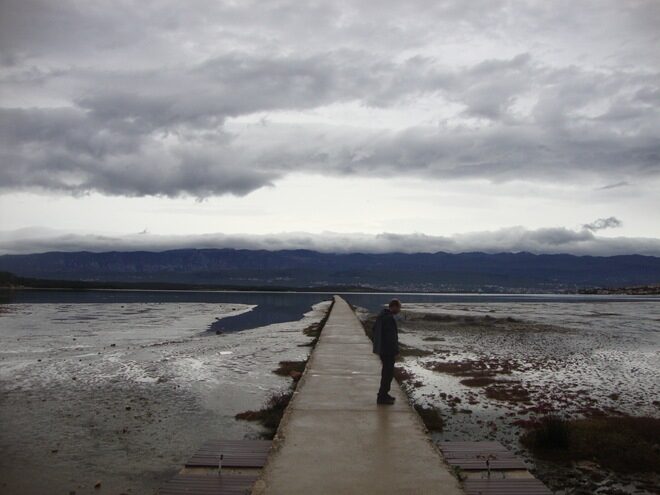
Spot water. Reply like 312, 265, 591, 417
0, 290, 332, 332
3, 289, 655, 327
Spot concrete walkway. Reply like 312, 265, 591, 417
252, 296, 463, 495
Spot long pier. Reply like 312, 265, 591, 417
158, 295, 552, 494
252, 296, 464, 494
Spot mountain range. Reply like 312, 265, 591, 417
1, 248, 660, 292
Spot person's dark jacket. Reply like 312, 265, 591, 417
372, 308, 399, 356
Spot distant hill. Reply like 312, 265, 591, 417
1, 248, 659, 292
578, 285, 660, 295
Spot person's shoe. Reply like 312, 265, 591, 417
385, 394, 396, 401
377, 396, 395, 405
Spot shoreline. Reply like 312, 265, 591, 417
3, 286, 660, 300
3, 271, 659, 296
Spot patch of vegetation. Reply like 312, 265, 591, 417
522, 415, 570, 449
426, 358, 519, 377
302, 322, 322, 339
521, 415, 660, 474
394, 366, 425, 389
235, 390, 293, 438
300, 299, 334, 347
484, 381, 531, 403
272, 360, 307, 379
414, 404, 444, 431
406, 311, 570, 335
393, 366, 413, 382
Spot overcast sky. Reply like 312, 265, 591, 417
1, 0, 659, 255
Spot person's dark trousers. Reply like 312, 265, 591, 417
378, 354, 395, 398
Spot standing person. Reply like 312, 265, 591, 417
372, 299, 401, 405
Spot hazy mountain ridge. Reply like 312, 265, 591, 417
0, 248, 659, 292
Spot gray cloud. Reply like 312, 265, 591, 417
1, 0, 659, 198
583, 217, 623, 232
597, 181, 630, 190
2, 223, 659, 257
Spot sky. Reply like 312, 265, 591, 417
1, 0, 659, 255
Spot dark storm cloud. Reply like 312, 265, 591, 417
1, 0, 659, 197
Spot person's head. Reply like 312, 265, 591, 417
388, 298, 402, 315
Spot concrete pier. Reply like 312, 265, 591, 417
253, 296, 463, 495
